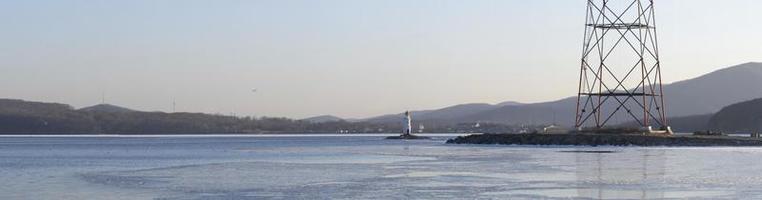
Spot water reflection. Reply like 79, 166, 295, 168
574, 149, 666, 199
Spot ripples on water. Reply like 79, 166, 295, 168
1, 134, 762, 199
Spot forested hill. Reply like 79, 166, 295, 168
708, 98, 762, 133
0, 99, 97, 133
0, 99, 393, 134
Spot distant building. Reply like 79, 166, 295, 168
543, 125, 569, 134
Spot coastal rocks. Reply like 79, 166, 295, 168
446, 133, 762, 147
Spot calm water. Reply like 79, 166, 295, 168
2, 134, 762, 199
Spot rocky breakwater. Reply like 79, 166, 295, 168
446, 133, 762, 147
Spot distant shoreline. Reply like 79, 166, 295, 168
0, 133, 470, 138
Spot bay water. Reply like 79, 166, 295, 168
1, 134, 761, 199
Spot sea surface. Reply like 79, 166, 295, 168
2, 134, 762, 199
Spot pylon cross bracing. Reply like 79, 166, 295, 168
575, 0, 668, 129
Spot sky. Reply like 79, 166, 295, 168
1, 0, 760, 119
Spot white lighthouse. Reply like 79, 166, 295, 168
403, 111, 412, 136
386, 110, 429, 140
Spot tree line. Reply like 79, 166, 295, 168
0, 99, 545, 134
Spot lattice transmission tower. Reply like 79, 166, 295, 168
575, 0, 669, 131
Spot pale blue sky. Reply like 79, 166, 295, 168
1, 0, 760, 118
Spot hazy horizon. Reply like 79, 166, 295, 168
2, 0, 761, 119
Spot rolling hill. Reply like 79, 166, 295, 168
79, 104, 135, 113
301, 115, 344, 123
707, 98, 762, 133
364, 102, 524, 123
364, 62, 762, 127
